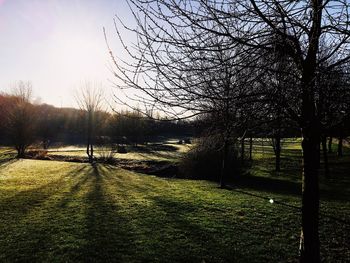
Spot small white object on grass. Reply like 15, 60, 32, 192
269, 199, 274, 204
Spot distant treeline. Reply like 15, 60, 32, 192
0, 93, 192, 148
1, 90, 349, 153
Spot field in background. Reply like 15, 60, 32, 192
46, 142, 190, 162
0, 138, 349, 262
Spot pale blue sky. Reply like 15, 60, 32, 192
0, 0, 133, 107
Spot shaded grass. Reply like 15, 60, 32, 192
0, 158, 349, 262
247, 138, 350, 206
0, 147, 16, 164
240, 138, 350, 262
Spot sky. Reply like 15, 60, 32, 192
0, 0, 134, 108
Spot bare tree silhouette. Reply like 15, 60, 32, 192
108, 1, 350, 261
75, 82, 104, 163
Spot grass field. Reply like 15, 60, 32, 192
44, 143, 190, 162
0, 139, 349, 262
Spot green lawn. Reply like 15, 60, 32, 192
0, 140, 349, 262
45, 143, 190, 162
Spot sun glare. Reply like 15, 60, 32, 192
0, 0, 119, 107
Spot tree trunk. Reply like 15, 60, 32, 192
337, 137, 343, 157
328, 137, 332, 153
240, 137, 245, 164
275, 135, 281, 172
86, 133, 92, 163
87, 113, 93, 163
321, 136, 329, 178
274, 86, 282, 172
86, 142, 91, 163
220, 139, 229, 188
16, 147, 21, 158
299, 126, 320, 263
90, 143, 94, 162
299, 66, 321, 262
16, 145, 26, 158
249, 136, 253, 161
299, 10, 322, 255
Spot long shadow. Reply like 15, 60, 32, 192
232, 174, 350, 227
0, 164, 90, 262
0, 148, 17, 166
0, 163, 137, 262
57, 164, 90, 208
77, 164, 137, 262
0, 157, 17, 168
21, 164, 94, 261
98, 170, 244, 262
234, 174, 302, 197
99, 167, 301, 262
102, 165, 161, 193
146, 195, 299, 262
234, 173, 350, 204
0, 174, 70, 222
319, 159, 350, 201
149, 196, 242, 262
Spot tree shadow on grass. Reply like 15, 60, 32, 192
234, 173, 349, 203
146, 195, 300, 262
0, 164, 92, 261
0, 163, 138, 262
98, 168, 298, 262
0, 156, 17, 168
319, 159, 350, 201
76, 164, 137, 262
56, 164, 90, 208
0, 173, 71, 221
234, 174, 302, 197
251, 150, 302, 182
148, 196, 242, 262
97, 170, 245, 262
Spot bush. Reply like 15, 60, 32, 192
98, 145, 116, 164
116, 145, 127, 154
184, 138, 191, 144
179, 136, 241, 182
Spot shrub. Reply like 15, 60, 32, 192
179, 136, 241, 182
98, 145, 116, 164
116, 145, 127, 154
184, 138, 191, 144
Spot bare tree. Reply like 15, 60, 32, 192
317, 64, 350, 177
6, 81, 37, 158
109, 1, 350, 261
107, 16, 265, 185
75, 82, 104, 163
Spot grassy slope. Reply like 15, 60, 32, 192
0, 140, 349, 262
